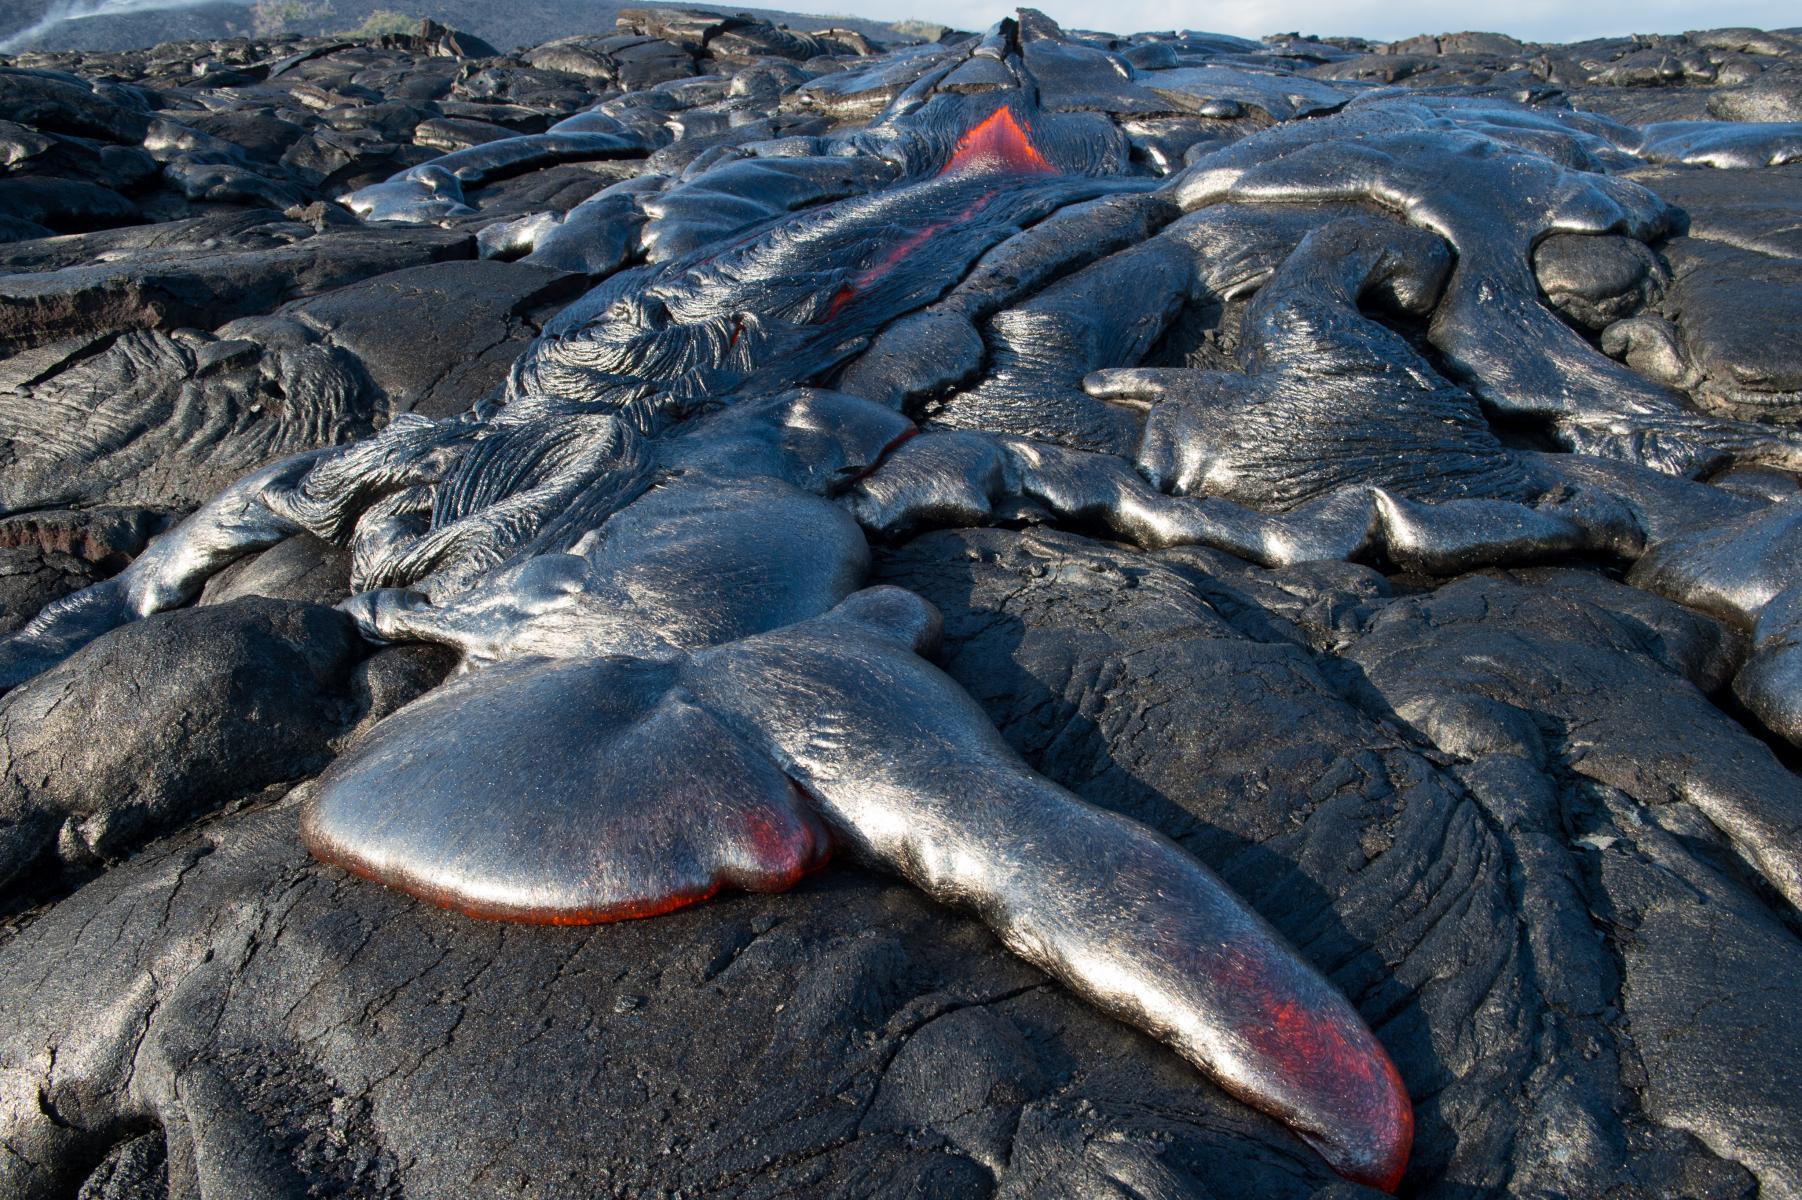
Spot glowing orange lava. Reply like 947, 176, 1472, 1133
940, 106, 1058, 177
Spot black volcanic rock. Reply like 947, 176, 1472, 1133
0, 544, 102, 635
0, 792, 1366, 1200
222, 257, 583, 418
0, 224, 474, 354
198, 533, 353, 609
1, 11, 1801, 1200
0, 597, 362, 894
0, 324, 379, 513
875, 530, 1777, 1194
0, 176, 142, 234
1631, 164, 1802, 418
0, 67, 152, 142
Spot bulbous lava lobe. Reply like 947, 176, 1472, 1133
298, 652, 835, 925
303, 583, 1414, 1190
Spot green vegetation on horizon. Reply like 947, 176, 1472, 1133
339, 9, 418, 39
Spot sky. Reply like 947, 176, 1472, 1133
2, 0, 1797, 53
831, 0, 1800, 43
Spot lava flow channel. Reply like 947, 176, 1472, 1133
820, 106, 1060, 323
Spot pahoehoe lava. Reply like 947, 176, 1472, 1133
2, 8, 1801, 1199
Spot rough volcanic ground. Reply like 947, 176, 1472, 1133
2, 10, 1802, 1200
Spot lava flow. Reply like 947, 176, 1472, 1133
940, 105, 1059, 177
1216, 941, 1414, 1192
820, 108, 1058, 323
818, 191, 996, 322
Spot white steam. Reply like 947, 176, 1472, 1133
1, 0, 250, 54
